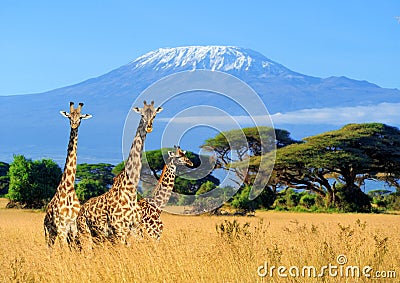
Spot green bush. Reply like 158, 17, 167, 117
230, 186, 256, 211
386, 193, 400, 211
75, 163, 114, 202
229, 185, 276, 211
76, 179, 108, 203
7, 155, 61, 208
336, 185, 371, 212
196, 181, 217, 195
285, 189, 301, 208
299, 193, 316, 208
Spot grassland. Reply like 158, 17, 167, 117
0, 198, 399, 282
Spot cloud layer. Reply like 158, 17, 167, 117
271, 103, 400, 126
159, 102, 400, 127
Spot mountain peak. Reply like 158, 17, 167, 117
1, 46, 399, 164
130, 45, 295, 76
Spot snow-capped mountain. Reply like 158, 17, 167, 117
51, 45, 396, 113
1, 46, 399, 164
131, 46, 296, 77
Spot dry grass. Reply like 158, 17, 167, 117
0, 199, 399, 282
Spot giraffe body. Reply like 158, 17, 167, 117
137, 198, 163, 240
76, 101, 162, 246
77, 171, 139, 243
44, 102, 91, 248
137, 146, 193, 240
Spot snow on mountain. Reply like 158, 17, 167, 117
130, 46, 297, 77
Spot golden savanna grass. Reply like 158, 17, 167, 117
0, 198, 399, 283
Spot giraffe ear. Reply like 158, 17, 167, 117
81, 114, 92, 120
133, 107, 141, 113
168, 151, 175, 158
60, 111, 69, 118
155, 107, 163, 113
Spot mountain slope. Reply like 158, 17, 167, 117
1, 46, 399, 163
54, 46, 398, 112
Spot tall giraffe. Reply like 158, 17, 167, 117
76, 101, 162, 246
44, 102, 92, 248
137, 146, 193, 240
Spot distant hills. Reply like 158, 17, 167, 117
1, 46, 399, 164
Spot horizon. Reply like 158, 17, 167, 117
0, 1, 399, 95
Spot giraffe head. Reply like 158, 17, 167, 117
133, 100, 163, 133
168, 146, 194, 167
60, 102, 92, 129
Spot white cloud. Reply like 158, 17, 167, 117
271, 103, 400, 125
158, 102, 400, 127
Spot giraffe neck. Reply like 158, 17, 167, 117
151, 161, 177, 208
59, 127, 78, 192
124, 118, 147, 191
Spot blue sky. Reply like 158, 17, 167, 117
0, 0, 399, 95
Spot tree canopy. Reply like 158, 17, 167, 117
7, 155, 61, 208
75, 163, 114, 202
201, 127, 299, 187
270, 123, 400, 211
2, 123, 400, 213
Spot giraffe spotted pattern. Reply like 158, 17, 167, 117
76, 101, 162, 247
137, 146, 193, 240
44, 102, 91, 248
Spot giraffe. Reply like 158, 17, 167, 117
137, 146, 193, 240
76, 100, 162, 246
44, 102, 92, 248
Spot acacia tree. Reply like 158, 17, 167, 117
201, 127, 298, 187
271, 123, 400, 211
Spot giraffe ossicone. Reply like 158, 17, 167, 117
44, 101, 91, 248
